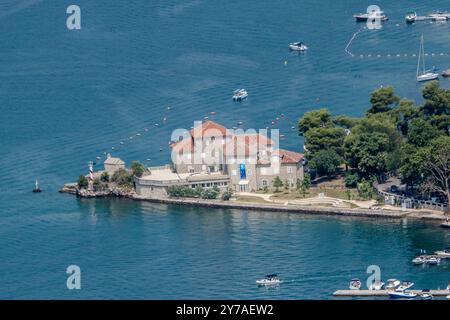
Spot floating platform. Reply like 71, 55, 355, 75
333, 290, 450, 297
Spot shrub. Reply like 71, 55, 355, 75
131, 160, 145, 177
344, 171, 359, 188
111, 168, 133, 188
77, 175, 88, 189
100, 171, 109, 183
222, 188, 234, 201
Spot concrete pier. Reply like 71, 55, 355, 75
333, 289, 450, 297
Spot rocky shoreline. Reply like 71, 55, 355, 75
59, 184, 447, 222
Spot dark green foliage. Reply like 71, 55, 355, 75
344, 171, 359, 188
131, 160, 146, 177
77, 175, 88, 189
111, 168, 133, 188
309, 149, 342, 176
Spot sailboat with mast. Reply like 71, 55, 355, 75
416, 34, 439, 82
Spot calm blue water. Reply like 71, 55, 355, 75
0, 0, 449, 299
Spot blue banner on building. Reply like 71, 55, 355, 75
239, 163, 246, 179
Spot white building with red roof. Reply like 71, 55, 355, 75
135, 120, 305, 197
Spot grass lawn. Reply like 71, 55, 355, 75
236, 196, 271, 204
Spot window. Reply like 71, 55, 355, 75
262, 180, 268, 186
247, 169, 252, 176
287, 166, 293, 174
260, 168, 267, 175
232, 170, 237, 176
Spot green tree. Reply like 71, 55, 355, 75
421, 81, 450, 116
77, 175, 88, 189
344, 171, 359, 188
201, 186, 220, 199
100, 171, 109, 183
299, 173, 312, 197
309, 149, 342, 177
398, 144, 428, 188
304, 127, 346, 156
407, 118, 442, 147
222, 188, 234, 201
367, 86, 400, 114
298, 108, 333, 135
92, 177, 105, 192
344, 132, 390, 180
111, 168, 133, 188
131, 160, 146, 177
357, 179, 375, 200
421, 136, 450, 206
333, 115, 360, 129
273, 176, 283, 192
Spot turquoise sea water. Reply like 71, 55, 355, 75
0, 0, 449, 299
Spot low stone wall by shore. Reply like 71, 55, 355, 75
59, 184, 446, 222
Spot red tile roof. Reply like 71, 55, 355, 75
272, 149, 304, 164
190, 121, 229, 138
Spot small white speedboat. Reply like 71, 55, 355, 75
425, 256, 441, 265
386, 279, 401, 290
369, 280, 385, 291
405, 12, 417, 23
412, 256, 426, 265
232, 89, 248, 101
398, 281, 414, 291
349, 279, 362, 290
420, 290, 433, 300
435, 249, 450, 258
289, 42, 308, 52
389, 289, 417, 299
256, 274, 282, 286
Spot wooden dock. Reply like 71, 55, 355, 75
333, 290, 450, 297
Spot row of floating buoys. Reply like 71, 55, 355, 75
355, 52, 450, 58
93, 106, 175, 162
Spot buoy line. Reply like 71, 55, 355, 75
345, 27, 365, 57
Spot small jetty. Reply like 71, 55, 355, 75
333, 289, 450, 297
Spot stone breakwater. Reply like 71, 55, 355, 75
59, 184, 446, 222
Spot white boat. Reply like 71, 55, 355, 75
412, 256, 426, 265
232, 89, 248, 101
354, 10, 388, 22
405, 12, 417, 23
349, 279, 362, 290
389, 289, 417, 299
416, 35, 439, 82
256, 274, 282, 286
420, 290, 433, 300
289, 42, 308, 52
435, 249, 450, 258
425, 256, 440, 265
397, 281, 414, 291
368, 280, 385, 291
386, 279, 401, 290
429, 11, 450, 21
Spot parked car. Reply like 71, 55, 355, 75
389, 185, 399, 193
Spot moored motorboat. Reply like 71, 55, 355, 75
425, 256, 441, 265
389, 289, 417, 299
256, 274, 282, 286
420, 290, 433, 300
398, 281, 414, 291
289, 42, 308, 52
386, 279, 401, 290
442, 69, 450, 77
354, 10, 388, 22
32, 179, 42, 193
412, 256, 426, 265
406, 12, 417, 23
435, 249, 450, 258
368, 280, 385, 291
349, 279, 362, 290
232, 89, 248, 101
